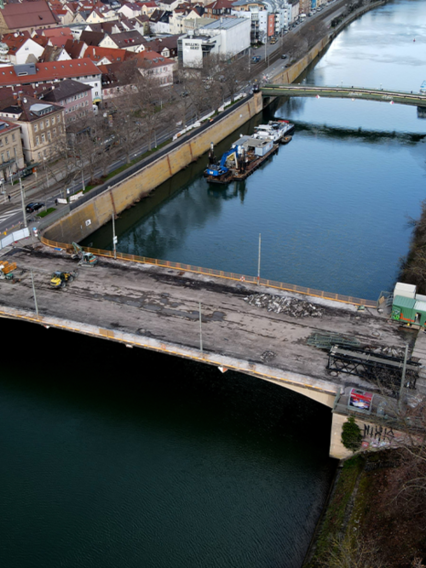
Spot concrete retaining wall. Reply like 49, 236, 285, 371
330, 411, 409, 459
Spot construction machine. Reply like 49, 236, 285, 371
0, 261, 16, 280
50, 271, 77, 289
71, 242, 98, 267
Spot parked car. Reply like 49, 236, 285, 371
281, 54, 288, 59
26, 202, 44, 213
252, 56, 261, 63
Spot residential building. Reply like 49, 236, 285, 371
0, 35, 45, 66
231, 0, 268, 43
0, 0, 57, 36
41, 79, 94, 126
204, 0, 235, 18
98, 31, 146, 51
0, 119, 25, 181
0, 95, 65, 163
0, 59, 103, 104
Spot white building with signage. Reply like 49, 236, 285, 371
178, 17, 251, 68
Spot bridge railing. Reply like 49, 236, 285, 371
264, 84, 424, 95
41, 236, 377, 308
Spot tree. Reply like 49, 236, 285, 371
341, 416, 362, 452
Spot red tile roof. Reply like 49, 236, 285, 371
0, 59, 101, 87
85, 46, 128, 64
48, 35, 74, 48
1, 0, 56, 31
40, 27, 73, 37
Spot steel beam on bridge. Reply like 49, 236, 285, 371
261, 84, 426, 107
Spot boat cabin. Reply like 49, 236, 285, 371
233, 135, 274, 157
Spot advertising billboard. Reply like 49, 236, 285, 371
348, 388, 373, 413
267, 14, 275, 37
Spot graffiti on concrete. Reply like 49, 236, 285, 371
361, 423, 402, 449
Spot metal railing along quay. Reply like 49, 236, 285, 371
41, 235, 377, 309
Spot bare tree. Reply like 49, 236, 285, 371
320, 536, 384, 568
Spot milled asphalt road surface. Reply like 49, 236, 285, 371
0, 244, 408, 389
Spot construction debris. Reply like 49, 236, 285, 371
244, 293, 324, 318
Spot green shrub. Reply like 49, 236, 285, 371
342, 416, 362, 452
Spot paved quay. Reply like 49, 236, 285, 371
0, 243, 408, 397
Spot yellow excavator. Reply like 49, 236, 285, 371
0, 261, 16, 280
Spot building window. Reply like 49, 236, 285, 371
45, 119, 50, 128
41, 133, 45, 143
12, 133, 15, 141
36, 136, 39, 145
34, 124, 38, 132
52, 117, 55, 125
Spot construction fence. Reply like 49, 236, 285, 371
41, 236, 377, 309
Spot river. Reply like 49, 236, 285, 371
3, 1, 424, 566
86, 0, 426, 301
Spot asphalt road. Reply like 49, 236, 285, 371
0, 245, 406, 388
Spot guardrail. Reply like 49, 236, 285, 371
40, 235, 377, 308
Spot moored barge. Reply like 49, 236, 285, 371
205, 136, 279, 184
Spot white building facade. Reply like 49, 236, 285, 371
178, 17, 250, 68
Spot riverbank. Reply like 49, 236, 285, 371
304, 450, 426, 568
398, 200, 426, 295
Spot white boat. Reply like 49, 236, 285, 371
253, 120, 294, 143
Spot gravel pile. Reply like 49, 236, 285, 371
244, 293, 324, 318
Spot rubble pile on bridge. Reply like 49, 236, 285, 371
244, 293, 324, 318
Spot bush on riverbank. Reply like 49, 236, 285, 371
305, 450, 426, 568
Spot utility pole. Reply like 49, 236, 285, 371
30, 269, 39, 317
81, 166, 85, 193
112, 213, 117, 260
399, 343, 409, 411
199, 302, 203, 355
19, 176, 27, 228
257, 233, 261, 284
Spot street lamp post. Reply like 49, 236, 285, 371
43, 157, 49, 209
19, 176, 27, 228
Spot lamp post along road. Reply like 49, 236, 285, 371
19, 176, 27, 229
